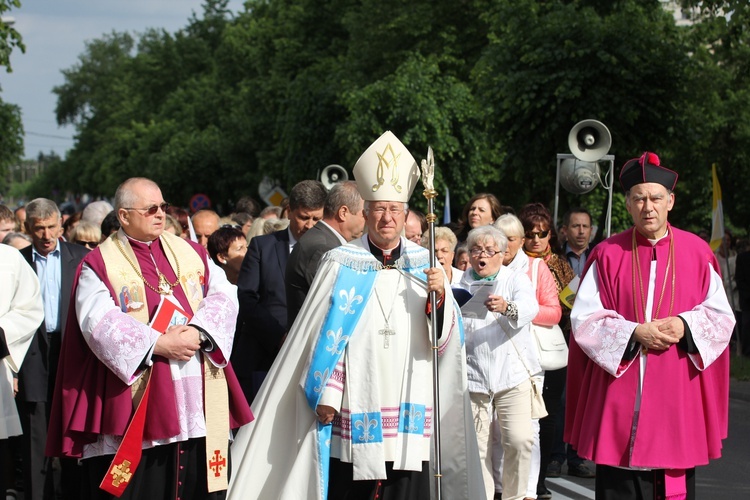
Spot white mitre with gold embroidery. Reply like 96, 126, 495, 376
353, 130, 420, 202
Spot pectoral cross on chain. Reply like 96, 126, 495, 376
379, 325, 396, 348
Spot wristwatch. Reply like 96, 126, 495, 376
191, 325, 214, 352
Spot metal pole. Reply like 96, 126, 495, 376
553, 155, 562, 230
421, 148, 442, 499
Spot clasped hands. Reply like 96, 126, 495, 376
633, 317, 684, 351
153, 324, 202, 361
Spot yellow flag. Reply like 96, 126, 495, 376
709, 163, 724, 252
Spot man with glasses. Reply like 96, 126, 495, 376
18, 198, 89, 500
46, 178, 253, 500
228, 131, 482, 500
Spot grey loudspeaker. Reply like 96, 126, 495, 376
320, 164, 349, 190
568, 119, 611, 162
559, 158, 600, 195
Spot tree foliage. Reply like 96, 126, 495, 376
24, 0, 750, 234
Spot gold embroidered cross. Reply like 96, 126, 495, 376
111, 460, 133, 487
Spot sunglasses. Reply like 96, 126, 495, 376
124, 202, 170, 216
525, 230, 550, 239
75, 240, 98, 248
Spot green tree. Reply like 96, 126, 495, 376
473, 0, 690, 218
0, 0, 24, 72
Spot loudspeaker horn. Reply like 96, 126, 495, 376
320, 164, 349, 190
568, 119, 611, 162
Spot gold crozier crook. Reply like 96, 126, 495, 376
371, 143, 402, 193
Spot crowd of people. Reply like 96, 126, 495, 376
0, 134, 737, 500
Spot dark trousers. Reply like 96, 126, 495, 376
327, 459, 430, 500
538, 367, 565, 488
81, 438, 228, 500
16, 400, 53, 500
595, 465, 695, 500
550, 382, 584, 467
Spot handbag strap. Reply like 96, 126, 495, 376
531, 257, 540, 289
494, 314, 534, 379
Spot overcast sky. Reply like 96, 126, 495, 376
0, 0, 244, 159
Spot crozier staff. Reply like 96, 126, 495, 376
228, 131, 484, 500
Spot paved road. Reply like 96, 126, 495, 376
545, 393, 750, 499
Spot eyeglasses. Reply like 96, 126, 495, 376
369, 206, 404, 217
124, 202, 170, 216
75, 240, 98, 248
525, 230, 550, 239
470, 247, 501, 257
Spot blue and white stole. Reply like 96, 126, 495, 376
302, 242, 429, 499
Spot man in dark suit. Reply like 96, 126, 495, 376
234, 180, 327, 403
18, 198, 89, 500
286, 181, 365, 326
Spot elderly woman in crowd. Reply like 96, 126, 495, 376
69, 220, 102, 250
454, 193, 503, 243
421, 226, 462, 284
207, 226, 247, 285
456, 225, 538, 500
493, 214, 562, 500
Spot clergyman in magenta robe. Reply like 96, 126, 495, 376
566, 152, 734, 500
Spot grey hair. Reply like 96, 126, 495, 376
114, 177, 160, 211
324, 181, 362, 218
363, 201, 409, 214
25, 198, 61, 222
466, 225, 508, 253
82, 200, 114, 225
421, 226, 457, 250
493, 214, 524, 239
2, 231, 32, 245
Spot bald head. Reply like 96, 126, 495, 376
192, 209, 220, 248
114, 177, 167, 242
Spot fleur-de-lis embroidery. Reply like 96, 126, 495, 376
325, 328, 349, 355
339, 287, 363, 315
313, 368, 330, 393
403, 404, 423, 432
354, 413, 378, 442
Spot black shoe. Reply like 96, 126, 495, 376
537, 484, 552, 499
546, 460, 562, 477
567, 463, 596, 478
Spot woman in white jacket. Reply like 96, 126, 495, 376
456, 225, 539, 500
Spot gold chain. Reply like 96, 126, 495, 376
114, 235, 181, 295
631, 229, 675, 324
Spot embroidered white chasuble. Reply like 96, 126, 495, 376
228, 237, 486, 500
